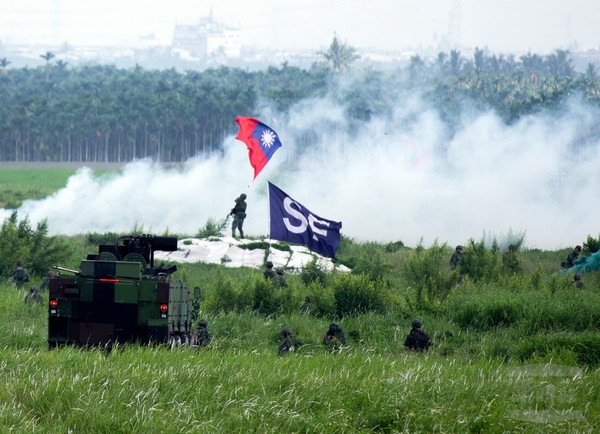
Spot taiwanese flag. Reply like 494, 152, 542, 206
235, 116, 283, 179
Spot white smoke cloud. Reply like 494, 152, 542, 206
3, 92, 599, 250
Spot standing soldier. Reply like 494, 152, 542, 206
300, 296, 312, 315
39, 271, 55, 292
12, 260, 30, 289
502, 244, 521, 274
449, 245, 463, 270
230, 193, 247, 238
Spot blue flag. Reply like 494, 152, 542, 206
268, 182, 342, 258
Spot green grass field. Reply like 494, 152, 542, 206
1, 165, 599, 432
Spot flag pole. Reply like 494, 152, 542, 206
266, 180, 272, 263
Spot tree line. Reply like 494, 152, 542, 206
1, 44, 599, 163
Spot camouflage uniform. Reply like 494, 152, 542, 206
278, 327, 302, 355
573, 274, 584, 289
502, 245, 521, 273
12, 261, 30, 289
565, 246, 582, 268
449, 246, 463, 269
323, 322, 346, 350
404, 320, 432, 352
263, 261, 276, 280
276, 269, 287, 287
230, 193, 247, 238
195, 320, 212, 347
300, 296, 311, 315
24, 286, 43, 304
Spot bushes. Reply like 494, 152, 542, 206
0, 211, 69, 279
203, 265, 394, 319
513, 333, 600, 366
347, 242, 393, 282
460, 239, 501, 282
402, 241, 457, 307
332, 273, 390, 317
446, 286, 600, 333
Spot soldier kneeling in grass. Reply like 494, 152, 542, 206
404, 319, 432, 352
278, 327, 302, 355
323, 322, 346, 351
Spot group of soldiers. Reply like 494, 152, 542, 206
7, 260, 48, 304
190, 318, 432, 355
450, 244, 521, 274
450, 242, 588, 288
562, 245, 585, 288
263, 261, 287, 287
278, 319, 432, 355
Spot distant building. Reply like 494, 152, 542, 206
171, 15, 240, 62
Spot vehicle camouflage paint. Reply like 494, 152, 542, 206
48, 234, 193, 349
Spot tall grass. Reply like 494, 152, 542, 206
1, 286, 599, 432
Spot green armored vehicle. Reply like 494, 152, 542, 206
48, 234, 192, 349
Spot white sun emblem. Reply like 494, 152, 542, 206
260, 130, 276, 148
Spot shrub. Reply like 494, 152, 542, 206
251, 276, 278, 316
349, 242, 393, 282
331, 273, 389, 317
583, 233, 600, 255
402, 240, 457, 308
0, 211, 69, 279
196, 217, 228, 238
203, 270, 251, 313
460, 238, 501, 282
300, 256, 328, 286
308, 280, 335, 318
513, 333, 600, 367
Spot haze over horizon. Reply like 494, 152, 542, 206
1, 0, 599, 251
1, 0, 598, 54
3, 87, 599, 251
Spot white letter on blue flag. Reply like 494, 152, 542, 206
269, 182, 342, 258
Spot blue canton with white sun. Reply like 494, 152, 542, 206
260, 129, 277, 148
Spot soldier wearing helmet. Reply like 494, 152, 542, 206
404, 319, 432, 352
195, 319, 212, 347
278, 327, 302, 355
230, 193, 248, 238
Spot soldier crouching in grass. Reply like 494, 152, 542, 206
278, 327, 302, 355
404, 319, 432, 352
323, 322, 346, 351
193, 319, 212, 347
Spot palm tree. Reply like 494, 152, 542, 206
40, 51, 55, 81
0, 57, 10, 76
318, 33, 359, 73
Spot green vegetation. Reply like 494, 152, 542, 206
1, 48, 598, 163
1, 154, 600, 430
2, 283, 599, 432
2, 209, 599, 431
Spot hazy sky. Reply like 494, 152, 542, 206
1, 0, 598, 53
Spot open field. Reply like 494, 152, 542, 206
2, 287, 600, 433
1, 165, 599, 432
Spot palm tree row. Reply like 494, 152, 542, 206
0, 47, 598, 163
